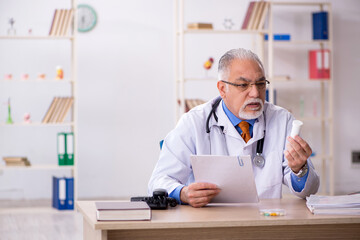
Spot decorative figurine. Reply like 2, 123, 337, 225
203, 57, 214, 78
4, 74, 12, 80
7, 18, 16, 35
223, 18, 235, 30
6, 98, 13, 124
21, 74, 29, 80
56, 66, 64, 80
37, 73, 46, 80
23, 112, 31, 123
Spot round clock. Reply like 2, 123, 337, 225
77, 4, 97, 32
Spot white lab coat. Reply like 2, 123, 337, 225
148, 96, 320, 199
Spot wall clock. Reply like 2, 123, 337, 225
78, 4, 97, 32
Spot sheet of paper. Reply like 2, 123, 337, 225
191, 155, 259, 203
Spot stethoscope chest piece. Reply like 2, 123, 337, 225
253, 154, 265, 168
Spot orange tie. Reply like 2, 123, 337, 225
238, 121, 251, 143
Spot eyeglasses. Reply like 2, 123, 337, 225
221, 79, 270, 92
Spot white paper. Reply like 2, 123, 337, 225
191, 155, 259, 203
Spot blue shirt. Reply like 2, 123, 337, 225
169, 100, 308, 203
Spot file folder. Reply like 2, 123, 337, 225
66, 133, 74, 165
57, 133, 66, 165
66, 177, 74, 209
52, 176, 67, 210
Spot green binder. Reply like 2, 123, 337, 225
66, 133, 74, 165
57, 133, 66, 165
57, 132, 74, 166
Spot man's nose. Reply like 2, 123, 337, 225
248, 83, 260, 97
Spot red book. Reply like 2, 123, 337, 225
241, 2, 255, 30
309, 49, 330, 79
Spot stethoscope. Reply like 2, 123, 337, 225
205, 97, 266, 168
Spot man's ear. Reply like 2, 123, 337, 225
217, 81, 227, 99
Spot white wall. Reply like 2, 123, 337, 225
0, 0, 359, 200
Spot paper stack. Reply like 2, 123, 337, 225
306, 194, 360, 215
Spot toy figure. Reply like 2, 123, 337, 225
56, 66, 63, 80
38, 73, 46, 80
4, 74, 12, 80
23, 112, 31, 123
203, 57, 214, 78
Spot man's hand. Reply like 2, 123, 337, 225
180, 182, 220, 208
284, 135, 312, 173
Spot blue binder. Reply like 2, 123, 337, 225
52, 176, 67, 210
66, 177, 74, 210
264, 34, 290, 41
52, 176, 74, 210
312, 11, 328, 40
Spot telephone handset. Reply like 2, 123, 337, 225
131, 189, 177, 209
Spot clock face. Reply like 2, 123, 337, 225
78, 4, 97, 32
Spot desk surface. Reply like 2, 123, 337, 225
76, 198, 360, 231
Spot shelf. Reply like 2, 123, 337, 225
268, 40, 330, 45
180, 29, 269, 34
271, 78, 331, 82
0, 122, 74, 127
0, 164, 74, 170
177, 78, 218, 82
0, 36, 74, 40
0, 79, 74, 83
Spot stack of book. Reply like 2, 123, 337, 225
187, 23, 213, 30
179, 99, 206, 112
42, 97, 74, 123
95, 201, 151, 221
306, 194, 360, 215
241, 1, 269, 30
3, 157, 31, 166
49, 9, 74, 36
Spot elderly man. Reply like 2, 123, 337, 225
149, 48, 319, 208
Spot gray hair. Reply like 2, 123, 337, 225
218, 48, 265, 81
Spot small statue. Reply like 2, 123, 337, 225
223, 18, 235, 30
7, 18, 16, 35
203, 57, 214, 78
6, 98, 13, 124
23, 113, 31, 123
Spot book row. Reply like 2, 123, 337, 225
42, 97, 74, 123
49, 9, 74, 37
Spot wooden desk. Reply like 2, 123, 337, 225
76, 198, 360, 240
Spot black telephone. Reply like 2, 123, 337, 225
131, 189, 177, 210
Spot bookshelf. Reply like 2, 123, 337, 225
267, 1, 333, 195
174, 0, 334, 195
174, 0, 268, 120
0, 1, 78, 204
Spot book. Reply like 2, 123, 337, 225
312, 11, 328, 40
252, 1, 266, 30
247, 1, 259, 30
65, 177, 74, 209
3, 156, 31, 166
49, 9, 59, 36
306, 194, 360, 215
55, 9, 66, 36
187, 23, 213, 30
241, 1, 255, 30
42, 97, 74, 123
62, 9, 74, 36
309, 49, 330, 79
95, 201, 151, 221
257, 1, 269, 30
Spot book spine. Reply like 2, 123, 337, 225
241, 1, 255, 30
66, 177, 74, 209
57, 132, 66, 165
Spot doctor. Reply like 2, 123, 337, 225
148, 48, 319, 208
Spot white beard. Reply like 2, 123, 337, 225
238, 98, 264, 120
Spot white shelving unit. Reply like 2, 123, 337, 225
0, 0, 78, 202
174, 0, 334, 195
267, 1, 333, 195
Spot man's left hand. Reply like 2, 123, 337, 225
284, 135, 312, 173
